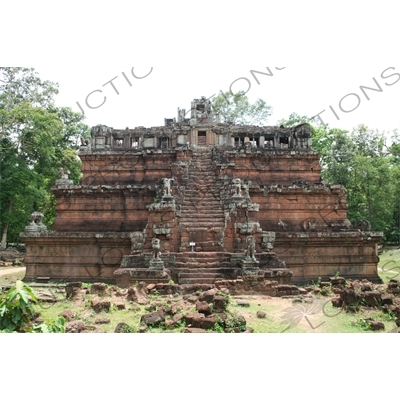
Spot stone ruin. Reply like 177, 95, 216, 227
21, 97, 383, 290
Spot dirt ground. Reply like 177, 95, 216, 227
0, 250, 26, 285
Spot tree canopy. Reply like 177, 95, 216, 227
212, 90, 273, 125
279, 112, 400, 242
0, 67, 90, 249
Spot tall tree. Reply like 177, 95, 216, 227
212, 90, 273, 125
280, 112, 400, 240
0, 68, 89, 249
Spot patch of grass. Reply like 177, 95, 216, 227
230, 297, 291, 333
378, 248, 400, 284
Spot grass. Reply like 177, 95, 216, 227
229, 295, 398, 333
35, 292, 188, 333
378, 247, 400, 284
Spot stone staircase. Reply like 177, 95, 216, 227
175, 252, 237, 284
180, 151, 225, 252
177, 150, 230, 284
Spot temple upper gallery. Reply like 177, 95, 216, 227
21, 97, 382, 288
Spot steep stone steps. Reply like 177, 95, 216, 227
178, 275, 225, 285
181, 222, 225, 228
175, 252, 231, 267
175, 261, 231, 269
180, 210, 223, 219
179, 150, 226, 256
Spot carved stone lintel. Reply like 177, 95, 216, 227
261, 232, 276, 252
236, 221, 262, 235
153, 224, 171, 236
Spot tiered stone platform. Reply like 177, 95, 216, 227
21, 97, 383, 288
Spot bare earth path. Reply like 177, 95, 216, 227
0, 267, 26, 284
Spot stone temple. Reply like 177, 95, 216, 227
21, 97, 383, 288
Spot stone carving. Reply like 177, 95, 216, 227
153, 223, 171, 236
205, 100, 212, 117
178, 108, 188, 123
92, 125, 112, 136
24, 212, 47, 234
130, 232, 144, 254
236, 221, 262, 235
56, 168, 73, 186
151, 238, 161, 260
60, 168, 70, 180
162, 178, 174, 197
232, 179, 243, 198
245, 236, 259, 263
242, 181, 250, 199
191, 97, 213, 121
262, 232, 276, 252
356, 220, 372, 232
278, 220, 288, 231
149, 238, 164, 270
80, 137, 90, 146
293, 123, 312, 149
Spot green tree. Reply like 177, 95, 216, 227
0, 67, 89, 248
212, 90, 273, 125
277, 112, 310, 128
280, 112, 400, 240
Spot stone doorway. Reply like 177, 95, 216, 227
198, 131, 207, 147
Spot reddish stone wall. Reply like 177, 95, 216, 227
252, 185, 350, 232
220, 152, 322, 186
80, 152, 177, 186
22, 233, 131, 282
274, 232, 381, 284
52, 187, 154, 232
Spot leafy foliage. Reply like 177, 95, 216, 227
0, 280, 65, 333
0, 280, 38, 332
0, 67, 90, 248
212, 90, 273, 125
280, 110, 400, 242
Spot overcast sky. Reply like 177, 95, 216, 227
35, 67, 399, 140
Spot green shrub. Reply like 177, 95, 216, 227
0, 281, 66, 333
0, 280, 38, 332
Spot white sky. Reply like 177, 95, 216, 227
35, 67, 400, 139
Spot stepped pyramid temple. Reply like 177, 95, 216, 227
21, 97, 383, 289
